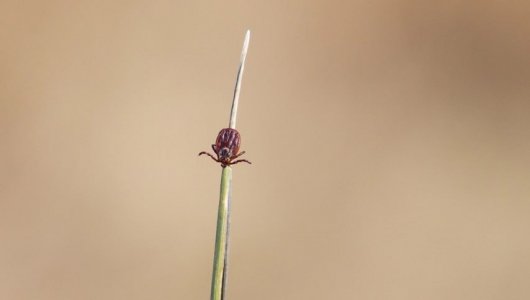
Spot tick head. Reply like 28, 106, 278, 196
218, 147, 232, 162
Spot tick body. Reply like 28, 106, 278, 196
199, 128, 251, 167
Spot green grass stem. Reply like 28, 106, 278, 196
210, 30, 250, 300
210, 166, 232, 300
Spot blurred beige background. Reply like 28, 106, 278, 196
1, 1, 530, 299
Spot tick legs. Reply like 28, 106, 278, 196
232, 151, 246, 159
198, 151, 218, 162
229, 159, 252, 165
199, 150, 251, 166
228, 151, 251, 165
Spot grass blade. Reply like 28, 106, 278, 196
210, 30, 251, 300
210, 166, 232, 300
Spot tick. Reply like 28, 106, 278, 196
199, 128, 251, 167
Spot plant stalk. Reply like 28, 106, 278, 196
210, 166, 232, 300
210, 30, 251, 300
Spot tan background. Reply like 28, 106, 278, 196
1, 1, 530, 299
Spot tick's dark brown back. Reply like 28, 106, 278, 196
216, 128, 241, 155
